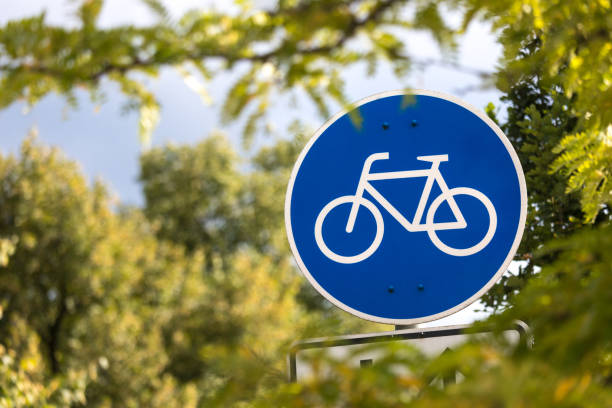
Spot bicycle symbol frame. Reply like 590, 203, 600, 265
314, 152, 497, 264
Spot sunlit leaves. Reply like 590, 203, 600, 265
0, 237, 17, 267
552, 127, 612, 221
140, 133, 243, 256
113, 75, 160, 146
0, 344, 86, 407
78, 0, 103, 29
0, 0, 459, 143
462, 0, 612, 221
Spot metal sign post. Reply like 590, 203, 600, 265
289, 322, 530, 383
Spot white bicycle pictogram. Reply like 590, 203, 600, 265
314, 152, 497, 264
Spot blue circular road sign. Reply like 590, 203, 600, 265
285, 90, 527, 324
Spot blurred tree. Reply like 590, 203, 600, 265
244, 131, 307, 257
0, 136, 207, 406
140, 134, 244, 259
0, 134, 112, 375
0, 0, 457, 144
71, 208, 207, 407
480, 59, 584, 310
461, 0, 612, 222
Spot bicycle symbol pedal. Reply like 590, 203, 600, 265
314, 152, 497, 263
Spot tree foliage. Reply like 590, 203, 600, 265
0, 134, 112, 375
0, 343, 86, 407
476, 2, 612, 309
0, 134, 377, 406
480, 66, 585, 309
0, 0, 456, 144
140, 134, 244, 257
0, 136, 209, 406
1, 0, 612, 406
462, 0, 612, 222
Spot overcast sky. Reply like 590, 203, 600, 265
0, 1, 504, 325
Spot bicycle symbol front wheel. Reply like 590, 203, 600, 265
315, 195, 384, 264
426, 187, 497, 256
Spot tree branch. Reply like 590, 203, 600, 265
0, 0, 405, 83
46, 288, 67, 375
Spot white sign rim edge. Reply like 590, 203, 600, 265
284, 89, 528, 325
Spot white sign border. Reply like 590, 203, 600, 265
284, 89, 528, 325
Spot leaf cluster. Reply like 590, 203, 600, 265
0, 0, 459, 144
461, 0, 612, 221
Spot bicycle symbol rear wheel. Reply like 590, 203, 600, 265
426, 187, 497, 256
315, 195, 384, 264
